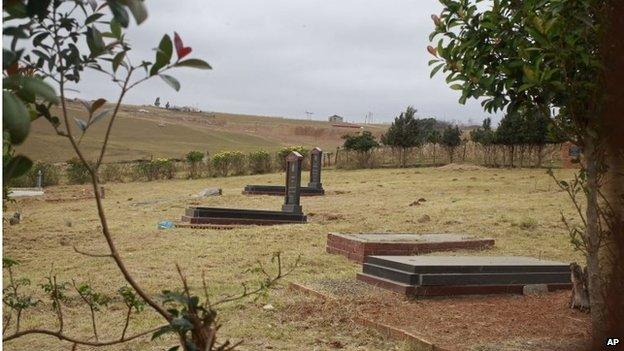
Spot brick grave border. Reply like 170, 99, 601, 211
326, 233, 495, 263
288, 282, 451, 351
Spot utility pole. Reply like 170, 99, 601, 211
305, 111, 314, 120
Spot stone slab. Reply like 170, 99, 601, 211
365, 256, 570, 274
182, 206, 307, 226
243, 185, 324, 196
326, 233, 495, 263
356, 273, 572, 297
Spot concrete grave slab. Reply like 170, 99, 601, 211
326, 233, 494, 263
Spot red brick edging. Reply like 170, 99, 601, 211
287, 282, 451, 351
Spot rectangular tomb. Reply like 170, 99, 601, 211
242, 185, 325, 196
357, 256, 572, 296
182, 206, 307, 225
179, 151, 307, 227
327, 233, 495, 263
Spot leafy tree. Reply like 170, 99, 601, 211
342, 131, 379, 153
185, 150, 204, 178
3, 1, 297, 350
342, 131, 379, 167
430, 0, 624, 342
381, 106, 421, 167
494, 113, 523, 167
426, 129, 441, 165
441, 125, 461, 163
470, 118, 496, 166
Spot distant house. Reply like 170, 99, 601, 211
328, 114, 344, 123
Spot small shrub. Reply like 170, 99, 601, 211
248, 150, 272, 174
66, 158, 92, 184
277, 146, 309, 170
134, 158, 175, 181
100, 163, 125, 183
211, 151, 246, 177
186, 151, 205, 179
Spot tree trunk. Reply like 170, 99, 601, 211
595, 1, 624, 344
432, 144, 436, 165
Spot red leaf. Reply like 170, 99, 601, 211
174, 32, 192, 59
427, 45, 438, 57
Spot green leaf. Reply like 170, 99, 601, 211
73, 118, 87, 131
22, 77, 59, 103
4, 155, 33, 180
174, 59, 212, 70
90, 109, 112, 125
32, 32, 49, 47
110, 18, 122, 39
108, 1, 130, 28
430, 63, 445, 78
86, 27, 106, 57
450, 84, 464, 90
3, 91, 31, 144
112, 51, 125, 72
124, 0, 148, 25
150, 34, 173, 76
85, 13, 104, 25
159, 74, 180, 91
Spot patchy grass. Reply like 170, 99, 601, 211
3, 166, 583, 350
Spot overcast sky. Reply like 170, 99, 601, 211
76, 0, 500, 124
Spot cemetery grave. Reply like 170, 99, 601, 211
179, 151, 308, 227
357, 255, 572, 296
243, 147, 325, 196
326, 232, 495, 262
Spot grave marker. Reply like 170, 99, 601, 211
282, 151, 303, 214
308, 147, 323, 190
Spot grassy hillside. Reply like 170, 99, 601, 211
17, 101, 387, 163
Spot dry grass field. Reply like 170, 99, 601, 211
16, 101, 387, 163
3, 166, 587, 350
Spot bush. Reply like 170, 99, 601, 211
134, 158, 175, 181
211, 151, 246, 176
100, 163, 125, 183
8, 161, 61, 187
186, 151, 205, 179
66, 158, 92, 184
277, 146, 309, 170
248, 150, 272, 174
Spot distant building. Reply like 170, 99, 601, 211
328, 114, 344, 123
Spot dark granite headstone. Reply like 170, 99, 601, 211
357, 255, 572, 296
282, 151, 303, 214
308, 147, 323, 189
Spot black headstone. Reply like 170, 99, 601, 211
282, 151, 303, 214
308, 147, 323, 189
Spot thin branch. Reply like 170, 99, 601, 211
51, 13, 172, 320
95, 68, 133, 169
3, 326, 164, 346
120, 306, 132, 340
72, 246, 112, 258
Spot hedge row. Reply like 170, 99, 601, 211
7, 146, 311, 187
